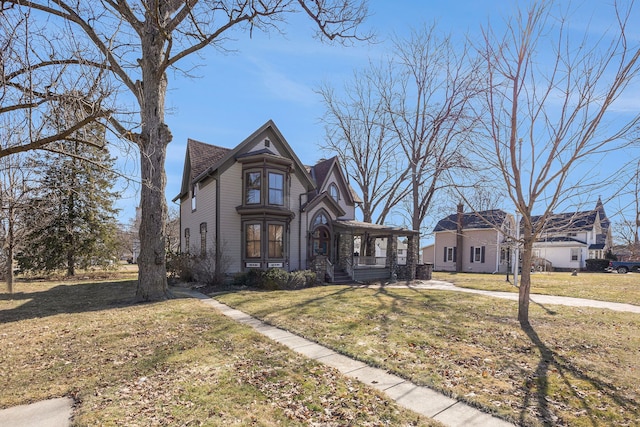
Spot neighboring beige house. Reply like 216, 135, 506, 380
531, 198, 612, 271
429, 199, 612, 273
421, 243, 435, 265
173, 120, 418, 282
431, 205, 513, 274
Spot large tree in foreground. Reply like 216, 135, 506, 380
3, 0, 371, 301
477, 1, 640, 326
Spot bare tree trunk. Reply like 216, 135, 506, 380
518, 230, 534, 327
135, 24, 170, 301
6, 204, 14, 294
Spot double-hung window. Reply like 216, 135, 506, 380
246, 224, 261, 258
268, 224, 284, 257
444, 246, 456, 262
246, 172, 261, 204
470, 246, 485, 263
268, 172, 284, 205
570, 248, 579, 262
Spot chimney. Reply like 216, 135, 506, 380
456, 203, 464, 273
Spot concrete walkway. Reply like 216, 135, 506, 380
182, 289, 514, 427
393, 280, 640, 314
0, 397, 73, 427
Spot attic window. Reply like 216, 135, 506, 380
264, 139, 270, 147
329, 183, 339, 202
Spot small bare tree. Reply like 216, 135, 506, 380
0, 152, 33, 293
477, 1, 640, 326
3, 0, 372, 301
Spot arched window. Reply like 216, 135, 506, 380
313, 212, 329, 227
329, 183, 339, 202
311, 211, 331, 257
200, 222, 207, 257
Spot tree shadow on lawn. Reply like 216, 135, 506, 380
370, 284, 639, 426
0, 280, 142, 324
520, 322, 639, 426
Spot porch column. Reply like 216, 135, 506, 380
338, 230, 354, 271
386, 235, 398, 282
406, 234, 417, 280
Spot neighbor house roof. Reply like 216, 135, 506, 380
433, 209, 508, 232
532, 198, 610, 233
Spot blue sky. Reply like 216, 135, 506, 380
115, 0, 517, 223
113, 0, 638, 240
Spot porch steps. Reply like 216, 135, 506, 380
331, 267, 354, 284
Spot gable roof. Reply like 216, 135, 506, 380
532, 198, 610, 233
310, 157, 334, 189
173, 120, 316, 201
433, 209, 508, 232
308, 156, 361, 204
188, 138, 231, 183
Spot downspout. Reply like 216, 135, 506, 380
299, 193, 304, 270
215, 173, 220, 274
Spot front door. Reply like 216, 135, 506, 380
311, 226, 331, 258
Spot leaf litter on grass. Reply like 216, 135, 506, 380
1, 279, 439, 426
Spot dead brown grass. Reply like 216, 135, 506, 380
218, 285, 640, 427
432, 271, 640, 305
0, 279, 438, 426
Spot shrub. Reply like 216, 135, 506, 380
288, 270, 318, 289
263, 268, 290, 290
232, 269, 263, 288
585, 258, 610, 272
166, 252, 194, 283
167, 243, 232, 287
231, 269, 317, 290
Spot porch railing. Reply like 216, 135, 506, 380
345, 257, 354, 278
325, 258, 334, 282
353, 256, 387, 267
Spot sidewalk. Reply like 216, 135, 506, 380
181, 288, 514, 427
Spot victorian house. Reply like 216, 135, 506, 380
173, 120, 419, 282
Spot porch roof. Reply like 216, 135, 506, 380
332, 219, 419, 236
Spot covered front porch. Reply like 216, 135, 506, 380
314, 220, 422, 283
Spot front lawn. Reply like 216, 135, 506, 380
432, 271, 640, 305
0, 279, 437, 426
217, 285, 640, 427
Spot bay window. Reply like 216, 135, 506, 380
245, 171, 261, 204
268, 172, 284, 205
268, 224, 284, 257
246, 223, 261, 258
